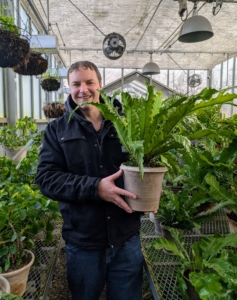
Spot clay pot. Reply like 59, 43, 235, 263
1, 250, 35, 296
0, 275, 10, 293
4, 146, 27, 163
120, 164, 168, 212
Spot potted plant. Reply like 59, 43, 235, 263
12, 52, 48, 76
0, 117, 38, 162
0, 6, 30, 68
42, 99, 66, 119
148, 228, 237, 300
0, 181, 60, 296
69, 85, 237, 211
40, 70, 60, 92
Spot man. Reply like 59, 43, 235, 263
36, 61, 144, 300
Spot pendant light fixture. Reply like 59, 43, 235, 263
178, 2, 214, 43
142, 52, 160, 75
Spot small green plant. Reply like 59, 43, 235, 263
0, 182, 60, 273
149, 229, 237, 300
0, 291, 23, 299
0, 117, 38, 150
41, 69, 59, 80
155, 186, 227, 232
0, 6, 19, 36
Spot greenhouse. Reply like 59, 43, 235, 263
1, 0, 237, 299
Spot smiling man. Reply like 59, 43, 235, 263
36, 61, 144, 300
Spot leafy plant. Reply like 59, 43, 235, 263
41, 69, 59, 80
0, 117, 38, 149
69, 85, 237, 179
149, 229, 237, 300
155, 186, 226, 232
0, 291, 23, 299
0, 7, 19, 36
0, 182, 60, 273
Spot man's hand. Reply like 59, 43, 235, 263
98, 169, 136, 214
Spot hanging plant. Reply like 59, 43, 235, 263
42, 100, 66, 119
12, 52, 48, 76
40, 69, 60, 92
0, 7, 30, 68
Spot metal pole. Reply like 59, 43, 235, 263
47, 0, 49, 32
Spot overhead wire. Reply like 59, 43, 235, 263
133, 0, 163, 50
124, 3, 161, 37
68, 0, 106, 36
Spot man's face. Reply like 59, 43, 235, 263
68, 67, 102, 107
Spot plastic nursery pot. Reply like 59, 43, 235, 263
154, 217, 163, 235
226, 211, 237, 233
183, 270, 201, 300
0, 30, 30, 68
120, 164, 168, 212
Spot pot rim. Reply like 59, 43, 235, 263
1, 250, 35, 277
120, 164, 168, 173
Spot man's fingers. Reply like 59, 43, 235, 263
117, 201, 133, 214
116, 187, 137, 199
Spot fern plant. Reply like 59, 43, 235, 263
149, 229, 237, 300
69, 85, 237, 179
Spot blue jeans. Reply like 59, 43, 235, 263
65, 234, 144, 300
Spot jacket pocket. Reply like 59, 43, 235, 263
58, 131, 87, 144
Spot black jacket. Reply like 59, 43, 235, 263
36, 95, 141, 249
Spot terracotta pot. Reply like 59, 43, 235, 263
226, 212, 237, 233
1, 250, 35, 296
120, 164, 168, 212
183, 270, 201, 300
4, 147, 27, 163
0, 275, 10, 293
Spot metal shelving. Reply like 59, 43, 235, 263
22, 220, 62, 300
140, 210, 232, 300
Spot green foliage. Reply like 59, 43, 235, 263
41, 69, 59, 80
155, 186, 222, 231
148, 229, 237, 300
0, 144, 41, 185
0, 7, 19, 36
0, 291, 23, 299
0, 117, 38, 149
69, 85, 237, 179
0, 182, 60, 273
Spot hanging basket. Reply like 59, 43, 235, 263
42, 102, 66, 119
12, 52, 48, 76
0, 29, 30, 68
40, 77, 60, 92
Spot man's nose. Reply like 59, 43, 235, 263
79, 82, 88, 92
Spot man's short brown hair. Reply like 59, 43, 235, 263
67, 61, 102, 83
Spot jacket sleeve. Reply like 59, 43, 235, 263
35, 122, 102, 204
